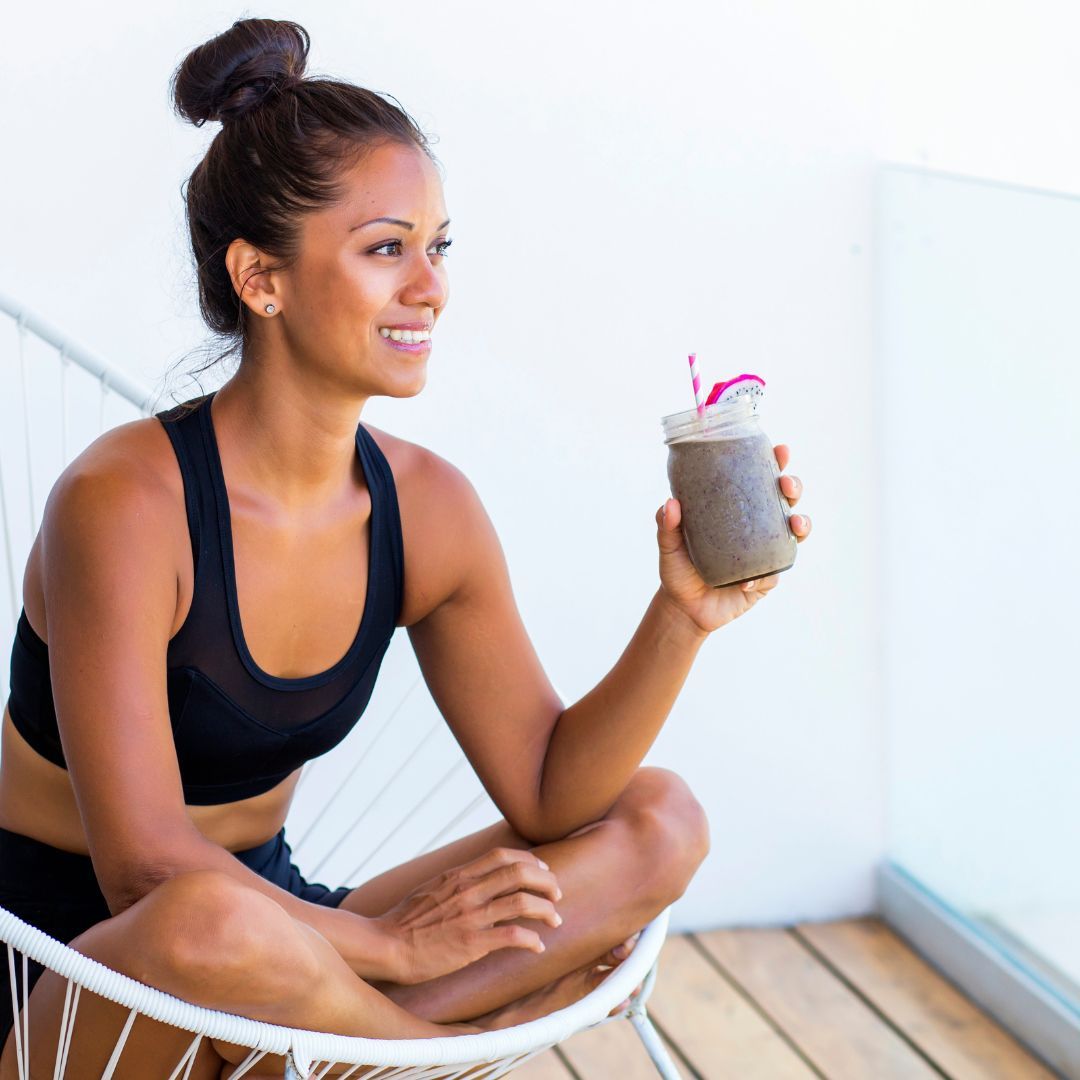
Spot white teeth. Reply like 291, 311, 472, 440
380, 327, 431, 343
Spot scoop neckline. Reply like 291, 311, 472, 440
200, 391, 379, 691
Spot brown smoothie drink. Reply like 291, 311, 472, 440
661, 394, 796, 588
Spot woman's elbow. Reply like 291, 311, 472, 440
98, 836, 212, 916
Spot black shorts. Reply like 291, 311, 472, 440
0, 824, 352, 1047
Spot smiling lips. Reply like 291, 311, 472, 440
380, 326, 431, 344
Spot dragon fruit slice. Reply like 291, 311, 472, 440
704, 373, 766, 410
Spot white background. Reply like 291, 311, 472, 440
1, 1, 1077, 931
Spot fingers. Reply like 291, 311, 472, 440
484, 923, 548, 954
468, 853, 562, 906
657, 498, 682, 530
741, 573, 780, 593
485, 890, 563, 930
777, 468, 811, 542
790, 513, 812, 542
773, 443, 790, 471
779, 472, 802, 506
460, 847, 554, 889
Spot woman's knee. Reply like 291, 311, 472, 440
81, 869, 319, 997
615, 768, 711, 900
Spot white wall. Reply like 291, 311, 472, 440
1, 0, 1077, 931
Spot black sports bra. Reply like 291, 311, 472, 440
6, 392, 404, 805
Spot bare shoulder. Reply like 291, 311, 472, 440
362, 422, 476, 502
27, 417, 187, 635
362, 423, 495, 627
65, 414, 178, 481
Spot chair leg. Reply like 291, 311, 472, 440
284, 1050, 309, 1079
626, 1004, 682, 1079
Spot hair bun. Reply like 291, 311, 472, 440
171, 18, 309, 127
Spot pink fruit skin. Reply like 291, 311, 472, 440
704, 373, 766, 406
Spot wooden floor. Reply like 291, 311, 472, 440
513, 917, 1060, 1080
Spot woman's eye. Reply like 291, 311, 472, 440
371, 238, 454, 257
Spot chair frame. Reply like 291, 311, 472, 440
1, 901, 677, 1078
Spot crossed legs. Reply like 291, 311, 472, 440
0, 767, 709, 1077
344, 766, 711, 1023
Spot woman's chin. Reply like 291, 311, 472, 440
387, 368, 428, 399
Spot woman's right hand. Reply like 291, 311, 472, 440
371, 847, 563, 985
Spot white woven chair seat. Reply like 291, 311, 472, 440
1, 901, 671, 1078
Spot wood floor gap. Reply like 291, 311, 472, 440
787, 926, 954, 1080
552, 1044, 583, 1079
684, 931, 829, 1079
642, 1009, 707, 1080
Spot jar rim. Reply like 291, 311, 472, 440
660, 394, 758, 443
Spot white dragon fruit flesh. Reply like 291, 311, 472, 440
704, 373, 766, 411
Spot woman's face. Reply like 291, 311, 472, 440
272, 140, 451, 399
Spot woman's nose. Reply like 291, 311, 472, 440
403, 253, 448, 309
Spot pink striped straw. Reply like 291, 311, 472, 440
688, 352, 706, 416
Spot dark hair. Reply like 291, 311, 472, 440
166, 17, 438, 392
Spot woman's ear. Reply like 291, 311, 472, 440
225, 237, 282, 318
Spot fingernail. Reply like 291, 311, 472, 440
744, 580, 756, 590
538, 859, 549, 870
613, 944, 628, 959
555, 887, 563, 900
553, 914, 563, 926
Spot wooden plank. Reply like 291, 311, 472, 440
509, 1047, 577, 1078
645, 935, 818, 1079
558, 1011, 689, 1079
695, 928, 940, 1079
796, 918, 1060, 1080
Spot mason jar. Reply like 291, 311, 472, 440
660, 396, 797, 587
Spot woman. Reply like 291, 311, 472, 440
0, 17, 811, 1076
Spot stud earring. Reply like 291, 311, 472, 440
265, 303, 276, 314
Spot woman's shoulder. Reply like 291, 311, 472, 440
360, 425, 494, 626
47, 416, 185, 520
25, 418, 188, 637
361, 423, 480, 513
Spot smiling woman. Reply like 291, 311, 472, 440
0, 12, 776, 1077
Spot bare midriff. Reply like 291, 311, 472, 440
0, 704, 299, 856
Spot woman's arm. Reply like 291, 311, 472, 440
39, 443, 401, 981
406, 445, 810, 844
534, 587, 708, 839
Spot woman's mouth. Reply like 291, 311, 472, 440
379, 327, 432, 354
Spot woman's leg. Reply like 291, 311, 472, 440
0, 867, 487, 1080
336, 766, 710, 1023
1, 766, 708, 1075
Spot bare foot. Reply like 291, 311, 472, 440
468, 960, 611, 1031
471, 931, 647, 1031
597, 931, 645, 1017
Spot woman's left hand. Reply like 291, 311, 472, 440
656, 443, 812, 635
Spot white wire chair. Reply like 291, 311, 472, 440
0, 292, 683, 1079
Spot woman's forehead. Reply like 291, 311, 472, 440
297, 147, 448, 246
335, 144, 447, 221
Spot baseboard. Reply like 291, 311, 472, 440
878, 861, 1080, 1079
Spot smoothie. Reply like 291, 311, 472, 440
661, 394, 796, 588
